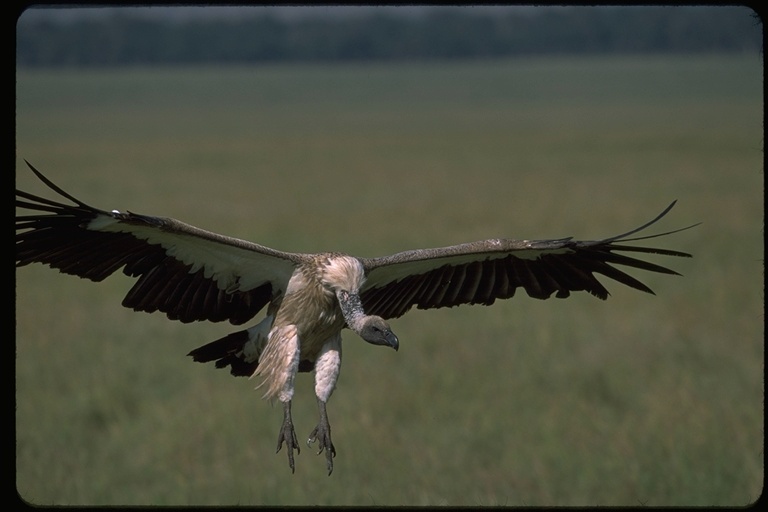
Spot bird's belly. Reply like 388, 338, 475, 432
296, 310, 345, 361
276, 287, 344, 362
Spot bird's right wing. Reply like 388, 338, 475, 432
16, 162, 303, 325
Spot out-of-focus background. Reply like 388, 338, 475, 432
15, 5, 762, 506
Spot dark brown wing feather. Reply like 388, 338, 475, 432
16, 162, 299, 325
359, 203, 696, 320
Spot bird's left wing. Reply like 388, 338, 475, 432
358, 202, 696, 320
16, 163, 302, 325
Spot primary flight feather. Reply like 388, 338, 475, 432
15, 161, 696, 475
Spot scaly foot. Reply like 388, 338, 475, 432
307, 399, 336, 475
276, 401, 300, 473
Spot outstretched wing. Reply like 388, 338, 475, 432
16, 162, 302, 325
358, 202, 696, 320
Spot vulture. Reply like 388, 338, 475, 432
15, 161, 696, 475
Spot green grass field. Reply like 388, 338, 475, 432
15, 54, 763, 506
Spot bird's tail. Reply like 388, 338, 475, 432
188, 328, 260, 377
188, 315, 315, 377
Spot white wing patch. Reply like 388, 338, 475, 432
86, 213, 296, 294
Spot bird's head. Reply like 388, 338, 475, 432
359, 316, 399, 351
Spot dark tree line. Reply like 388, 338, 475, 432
17, 6, 762, 67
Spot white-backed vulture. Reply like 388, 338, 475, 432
15, 161, 696, 475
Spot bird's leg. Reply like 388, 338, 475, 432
309, 334, 341, 475
308, 397, 336, 475
276, 400, 300, 473
259, 324, 301, 473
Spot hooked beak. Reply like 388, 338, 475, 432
385, 331, 399, 351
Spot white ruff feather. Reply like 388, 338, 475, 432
321, 255, 365, 293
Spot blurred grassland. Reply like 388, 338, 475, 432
15, 54, 762, 506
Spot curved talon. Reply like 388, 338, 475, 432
308, 424, 336, 475
311, 399, 336, 474
276, 423, 300, 473
277, 402, 300, 474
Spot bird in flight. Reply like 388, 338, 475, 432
15, 161, 696, 475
